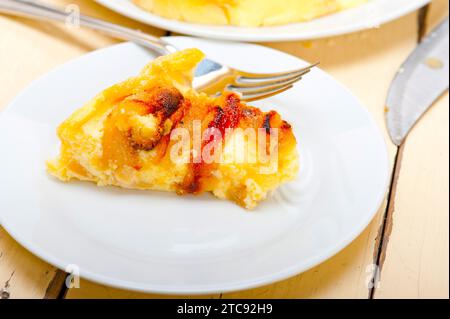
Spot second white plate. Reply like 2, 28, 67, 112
95, 0, 429, 42
0, 37, 389, 294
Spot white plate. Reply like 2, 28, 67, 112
95, 0, 429, 42
0, 37, 389, 294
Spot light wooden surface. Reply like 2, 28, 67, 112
373, 0, 449, 299
0, 0, 165, 299
0, 0, 448, 299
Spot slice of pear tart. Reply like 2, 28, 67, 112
47, 49, 299, 209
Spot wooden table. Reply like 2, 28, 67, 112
0, 0, 448, 299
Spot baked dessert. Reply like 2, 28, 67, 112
132, 0, 366, 27
47, 49, 299, 209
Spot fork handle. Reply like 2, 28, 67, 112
0, 0, 176, 55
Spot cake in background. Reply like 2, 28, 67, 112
132, 0, 367, 27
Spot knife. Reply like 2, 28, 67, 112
386, 17, 449, 146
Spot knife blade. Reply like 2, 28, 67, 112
386, 17, 449, 146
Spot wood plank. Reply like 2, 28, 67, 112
0, 0, 165, 299
67, 11, 421, 300
66, 8, 421, 300
221, 226, 379, 299
0, 0, 165, 110
426, 0, 449, 30
0, 230, 60, 299
223, 12, 420, 299
66, 279, 220, 299
373, 0, 449, 299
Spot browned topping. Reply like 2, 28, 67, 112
262, 114, 271, 133
180, 93, 244, 194
101, 87, 295, 195
208, 93, 241, 134
220, 93, 242, 132
180, 169, 201, 194
210, 106, 225, 131
101, 86, 185, 169
242, 107, 256, 117
128, 86, 183, 118
280, 120, 291, 130
154, 87, 184, 117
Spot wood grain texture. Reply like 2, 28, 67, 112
2, 0, 444, 299
0, 0, 165, 110
373, 94, 449, 299
373, 0, 449, 299
65, 10, 422, 300
426, 0, 449, 31
0, 0, 164, 299
0, 230, 59, 299
221, 12, 420, 299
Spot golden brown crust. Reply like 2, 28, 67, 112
101, 85, 296, 197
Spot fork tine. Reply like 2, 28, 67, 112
229, 74, 303, 94
237, 63, 319, 82
233, 72, 304, 88
241, 85, 293, 102
242, 85, 292, 102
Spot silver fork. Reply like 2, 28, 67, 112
0, 0, 317, 101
